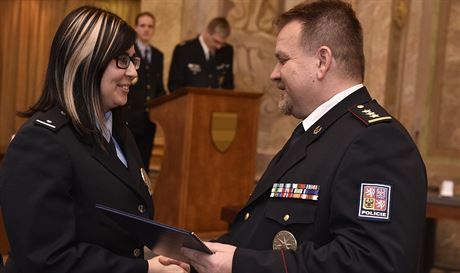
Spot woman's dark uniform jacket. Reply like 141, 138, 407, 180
168, 37, 234, 92
0, 107, 153, 272
218, 87, 427, 273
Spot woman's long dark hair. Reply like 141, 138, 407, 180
20, 6, 136, 144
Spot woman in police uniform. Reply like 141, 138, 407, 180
0, 6, 186, 273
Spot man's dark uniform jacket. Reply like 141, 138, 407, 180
168, 37, 234, 92
124, 43, 165, 169
0, 107, 153, 272
218, 87, 427, 273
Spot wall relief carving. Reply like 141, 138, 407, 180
223, 0, 299, 177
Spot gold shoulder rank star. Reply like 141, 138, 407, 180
348, 100, 392, 126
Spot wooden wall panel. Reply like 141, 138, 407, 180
426, 0, 460, 268
428, 0, 460, 159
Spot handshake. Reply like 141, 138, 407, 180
96, 204, 236, 273
147, 242, 236, 273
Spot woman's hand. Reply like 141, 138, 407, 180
148, 256, 190, 273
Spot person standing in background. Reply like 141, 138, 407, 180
168, 17, 234, 92
125, 11, 166, 170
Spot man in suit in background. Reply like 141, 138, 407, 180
168, 17, 234, 92
162, 1, 427, 272
125, 11, 166, 170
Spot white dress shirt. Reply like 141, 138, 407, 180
301, 84, 364, 131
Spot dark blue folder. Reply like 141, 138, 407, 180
96, 204, 213, 262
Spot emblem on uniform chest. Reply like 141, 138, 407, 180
216, 63, 230, 70
140, 168, 153, 196
187, 63, 201, 74
273, 230, 298, 250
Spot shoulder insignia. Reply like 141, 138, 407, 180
33, 107, 69, 132
348, 100, 392, 126
179, 39, 193, 47
358, 182, 391, 221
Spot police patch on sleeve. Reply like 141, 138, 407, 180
358, 183, 391, 221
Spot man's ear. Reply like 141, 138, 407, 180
316, 46, 332, 80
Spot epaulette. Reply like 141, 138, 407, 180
348, 100, 392, 126
33, 107, 69, 132
178, 38, 193, 47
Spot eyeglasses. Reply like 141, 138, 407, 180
116, 53, 141, 70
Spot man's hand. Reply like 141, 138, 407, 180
182, 242, 236, 273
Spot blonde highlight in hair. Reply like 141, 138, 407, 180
61, 11, 121, 138
62, 13, 101, 125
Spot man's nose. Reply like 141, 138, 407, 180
270, 63, 280, 81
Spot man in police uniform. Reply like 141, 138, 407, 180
168, 17, 234, 92
125, 11, 165, 169
163, 1, 427, 273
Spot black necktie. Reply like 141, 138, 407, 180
287, 123, 305, 150
276, 123, 305, 163
144, 48, 150, 62
208, 52, 215, 64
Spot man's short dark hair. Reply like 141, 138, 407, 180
276, 0, 365, 81
135, 11, 155, 26
207, 17, 231, 37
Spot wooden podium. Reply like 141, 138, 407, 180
149, 88, 261, 233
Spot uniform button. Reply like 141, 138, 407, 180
244, 212, 250, 221
283, 214, 290, 222
146, 96, 151, 100
133, 248, 141, 257
60, 110, 66, 116
145, 107, 149, 112
138, 204, 146, 213
146, 84, 151, 90
145, 65, 150, 70
208, 74, 212, 78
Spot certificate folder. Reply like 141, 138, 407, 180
96, 204, 213, 262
